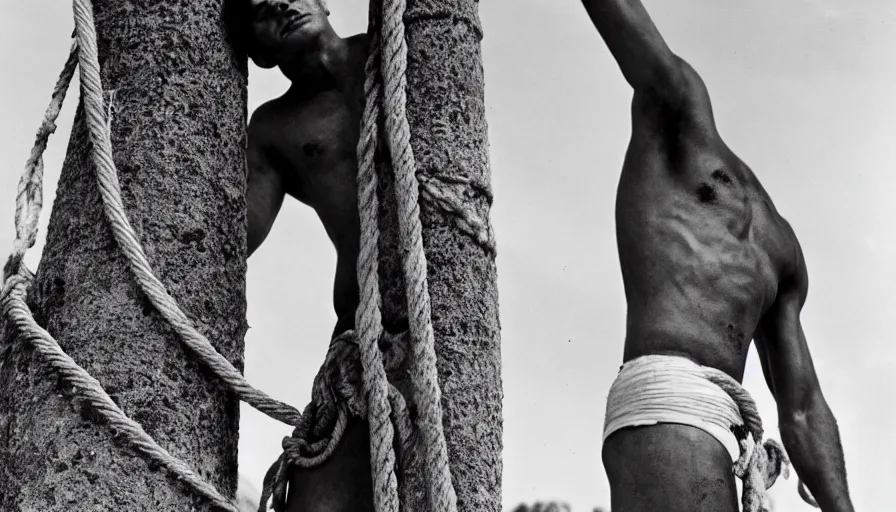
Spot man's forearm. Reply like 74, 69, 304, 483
780, 398, 854, 512
580, 0, 678, 90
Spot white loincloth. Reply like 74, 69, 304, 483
602, 354, 745, 461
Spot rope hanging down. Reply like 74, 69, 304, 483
378, 0, 458, 506
261, 0, 462, 508
257, 27, 403, 502
3, 0, 471, 510
2, 0, 302, 509
352, 8, 402, 510
2, 24, 238, 512
703, 368, 819, 512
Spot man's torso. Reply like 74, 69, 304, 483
615, 95, 802, 379
251, 35, 369, 329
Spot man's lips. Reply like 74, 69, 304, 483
281, 13, 311, 36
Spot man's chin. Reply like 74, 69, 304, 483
283, 27, 323, 47
287, 16, 328, 39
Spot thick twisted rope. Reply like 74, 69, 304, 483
3, 43, 77, 284
1, 278, 239, 512
259, 329, 416, 512
69, 0, 302, 429
379, 0, 458, 508
704, 368, 819, 512
354, 6, 402, 509
1, 0, 317, 507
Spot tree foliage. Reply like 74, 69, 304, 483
509, 502, 608, 512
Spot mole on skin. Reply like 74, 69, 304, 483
239, 1, 375, 511
580, 1, 855, 511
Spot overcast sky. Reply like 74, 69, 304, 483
2, 1, 895, 510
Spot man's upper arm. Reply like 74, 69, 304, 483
581, 0, 677, 91
754, 244, 821, 419
246, 114, 286, 257
580, 0, 719, 141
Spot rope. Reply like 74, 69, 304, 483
70, 1, 303, 429
417, 170, 496, 258
258, 0, 449, 505
3, 43, 77, 284
703, 368, 819, 512
259, 0, 468, 509
354, 3, 402, 508
379, 0, 459, 507
1, 279, 239, 512
5, 0, 466, 509
258, 329, 414, 512
2, 0, 304, 508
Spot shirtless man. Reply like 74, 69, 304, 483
231, 0, 378, 510
579, 1, 854, 511
242, 0, 365, 338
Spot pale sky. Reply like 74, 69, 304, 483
2, 1, 895, 511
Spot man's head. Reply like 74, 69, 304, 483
239, 0, 332, 69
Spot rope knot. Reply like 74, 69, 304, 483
1, 267, 33, 306
259, 328, 413, 512
416, 169, 497, 258
733, 433, 793, 512
702, 367, 820, 512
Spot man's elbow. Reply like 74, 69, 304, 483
778, 391, 835, 439
779, 408, 810, 436
639, 55, 704, 107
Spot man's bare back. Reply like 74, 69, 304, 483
581, 1, 854, 511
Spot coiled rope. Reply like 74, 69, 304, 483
704, 368, 819, 512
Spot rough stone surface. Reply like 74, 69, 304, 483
0, 0, 249, 510
401, 1, 502, 510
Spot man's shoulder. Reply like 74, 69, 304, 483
248, 98, 290, 143
777, 215, 809, 297
346, 33, 371, 71
346, 33, 369, 51
734, 162, 809, 298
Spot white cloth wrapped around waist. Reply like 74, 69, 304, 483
602, 354, 744, 461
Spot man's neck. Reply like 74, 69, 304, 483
279, 29, 351, 94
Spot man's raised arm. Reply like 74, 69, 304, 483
755, 251, 855, 512
579, 0, 683, 95
580, 0, 720, 140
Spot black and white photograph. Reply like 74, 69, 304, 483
0, 1, 891, 511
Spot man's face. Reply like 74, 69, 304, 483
249, 0, 329, 67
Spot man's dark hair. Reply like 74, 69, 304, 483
223, 0, 264, 64
223, 0, 331, 69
